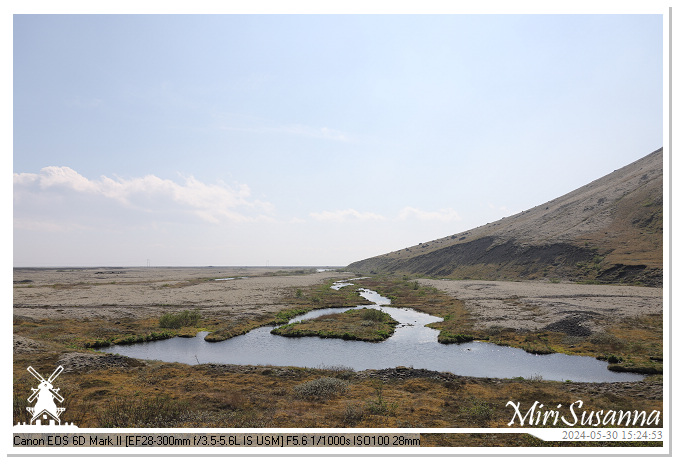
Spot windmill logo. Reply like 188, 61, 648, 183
15, 365, 77, 427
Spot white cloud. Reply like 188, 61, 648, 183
309, 207, 462, 223
37, 166, 98, 192
397, 206, 461, 222
310, 209, 386, 222
13, 172, 39, 185
13, 166, 274, 226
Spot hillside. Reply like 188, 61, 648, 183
347, 148, 663, 287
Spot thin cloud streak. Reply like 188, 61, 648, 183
310, 207, 462, 223
309, 209, 387, 222
397, 206, 461, 222
221, 123, 351, 142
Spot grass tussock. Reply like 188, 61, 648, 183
159, 309, 201, 329
271, 308, 398, 342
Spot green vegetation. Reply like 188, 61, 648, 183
460, 398, 495, 426
159, 309, 201, 329
272, 308, 312, 326
360, 307, 391, 322
83, 331, 176, 348
203, 323, 262, 342
438, 332, 475, 344
349, 275, 662, 374
16, 272, 663, 375
204, 281, 368, 342
78, 309, 203, 348
482, 315, 663, 374
365, 379, 398, 416
271, 307, 398, 342
352, 276, 483, 345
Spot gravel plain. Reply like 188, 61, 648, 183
13, 267, 350, 321
418, 278, 663, 333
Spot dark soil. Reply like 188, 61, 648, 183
544, 315, 593, 337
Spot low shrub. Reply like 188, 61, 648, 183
461, 398, 494, 426
293, 377, 349, 401
365, 380, 398, 416
341, 402, 366, 426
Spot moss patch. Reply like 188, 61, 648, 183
271, 307, 398, 342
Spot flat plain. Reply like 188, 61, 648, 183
12, 267, 663, 443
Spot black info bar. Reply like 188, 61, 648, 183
14, 433, 421, 447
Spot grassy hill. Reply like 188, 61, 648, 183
347, 148, 663, 287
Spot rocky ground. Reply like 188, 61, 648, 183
418, 278, 662, 335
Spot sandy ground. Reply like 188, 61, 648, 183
13, 267, 350, 321
418, 278, 663, 333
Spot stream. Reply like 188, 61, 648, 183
98, 282, 645, 382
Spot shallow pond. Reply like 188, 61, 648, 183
98, 285, 644, 382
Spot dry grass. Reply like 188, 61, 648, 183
13, 273, 663, 446
13, 357, 662, 434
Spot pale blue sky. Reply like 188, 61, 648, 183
13, 13, 664, 266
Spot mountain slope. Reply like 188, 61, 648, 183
347, 148, 663, 287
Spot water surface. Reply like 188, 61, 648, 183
99, 285, 645, 382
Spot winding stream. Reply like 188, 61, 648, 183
98, 283, 645, 382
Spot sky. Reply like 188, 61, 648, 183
12, 12, 665, 267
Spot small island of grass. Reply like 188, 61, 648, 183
271, 307, 398, 342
